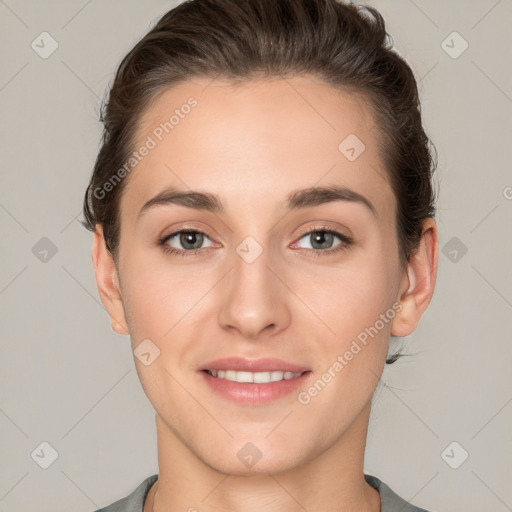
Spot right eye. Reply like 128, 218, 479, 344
159, 230, 214, 257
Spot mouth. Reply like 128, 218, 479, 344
199, 357, 312, 404
203, 369, 306, 383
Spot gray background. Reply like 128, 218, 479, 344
1, 1, 511, 511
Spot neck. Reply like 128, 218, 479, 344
146, 403, 379, 512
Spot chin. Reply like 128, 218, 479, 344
204, 451, 301, 477
195, 433, 314, 477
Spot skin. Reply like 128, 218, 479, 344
92, 75, 438, 512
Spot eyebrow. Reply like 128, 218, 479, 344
137, 184, 377, 219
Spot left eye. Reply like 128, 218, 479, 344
295, 229, 346, 251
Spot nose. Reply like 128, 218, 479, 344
217, 244, 291, 340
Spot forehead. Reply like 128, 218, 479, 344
121, 75, 394, 222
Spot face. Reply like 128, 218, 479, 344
96, 75, 424, 475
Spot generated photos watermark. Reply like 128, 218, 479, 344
297, 301, 403, 405
93, 96, 198, 200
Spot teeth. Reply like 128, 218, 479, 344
207, 369, 302, 383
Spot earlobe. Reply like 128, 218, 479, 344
91, 225, 130, 335
391, 218, 439, 337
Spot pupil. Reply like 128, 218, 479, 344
181, 231, 202, 249
312, 231, 332, 250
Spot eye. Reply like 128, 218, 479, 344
293, 226, 353, 256
159, 229, 213, 256
158, 226, 353, 258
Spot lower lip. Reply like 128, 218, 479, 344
200, 370, 311, 404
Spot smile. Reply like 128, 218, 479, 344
204, 369, 304, 383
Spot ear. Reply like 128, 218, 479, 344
391, 218, 439, 337
91, 225, 130, 335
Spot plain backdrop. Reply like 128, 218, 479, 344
1, 1, 511, 511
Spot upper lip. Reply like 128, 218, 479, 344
200, 357, 310, 373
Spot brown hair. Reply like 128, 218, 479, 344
82, 0, 436, 274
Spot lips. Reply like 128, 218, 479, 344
200, 357, 310, 373
199, 357, 312, 404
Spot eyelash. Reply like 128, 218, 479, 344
158, 225, 353, 258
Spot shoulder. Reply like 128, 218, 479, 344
90, 474, 158, 512
90, 473, 434, 512
365, 474, 435, 512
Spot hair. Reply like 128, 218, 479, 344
81, 0, 437, 362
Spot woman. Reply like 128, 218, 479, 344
83, 0, 438, 510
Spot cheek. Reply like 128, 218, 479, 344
119, 221, 401, 342
294, 258, 397, 423
122, 278, 168, 340
293, 251, 399, 342
119, 256, 209, 340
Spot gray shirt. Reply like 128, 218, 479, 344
92, 474, 432, 512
